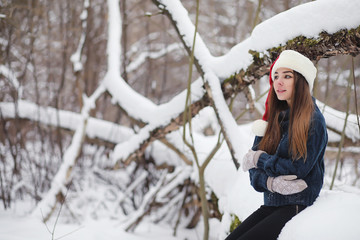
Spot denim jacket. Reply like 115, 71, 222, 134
249, 98, 328, 206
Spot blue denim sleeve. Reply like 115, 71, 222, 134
247, 136, 269, 192
256, 114, 327, 178
251, 136, 262, 151
249, 168, 269, 192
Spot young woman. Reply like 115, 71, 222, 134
225, 50, 328, 240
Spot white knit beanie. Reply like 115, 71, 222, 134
252, 50, 317, 136
271, 50, 317, 92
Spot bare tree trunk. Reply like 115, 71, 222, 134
252, 0, 263, 30
352, 57, 360, 132
159, 17, 169, 103
121, 0, 129, 82
330, 56, 353, 190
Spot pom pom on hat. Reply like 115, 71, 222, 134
252, 119, 268, 137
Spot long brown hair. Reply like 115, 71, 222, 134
258, 71, 314, 161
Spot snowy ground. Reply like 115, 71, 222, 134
1, 167, 359, 240
1, 191, 360, 240
0, 207, 221, 240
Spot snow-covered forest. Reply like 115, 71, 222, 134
1, 0, 360, 239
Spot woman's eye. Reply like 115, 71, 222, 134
285, 75, 293, 79
274, 75, 278, 80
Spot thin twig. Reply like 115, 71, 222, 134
55, 226, 85, 240
351, 57, 360, 132
330, 57, 353, 190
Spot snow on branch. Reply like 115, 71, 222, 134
0, 65, 23, 98
126, 42, 182, 73
203, 71, 244, 167
102, 0, 157, 123
249, 0, 360, 52
70, 0, 90, 72
152, 0, 213, 75
102, 0, 210, 164
115, 171, 148, 207
157, 166, 192, 200
33, 85, 106, 221
153, 0, 246, 167
120, 170, 168, 232
0, 100, 133, 144
0, 38, 35, 74
317, 100, 360, 142
213, 0, 360, 77
103, 0, 204, 126
111, 82, 206, 165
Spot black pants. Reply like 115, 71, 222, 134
225, 205, 306, 240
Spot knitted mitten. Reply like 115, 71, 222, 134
267, 175, 308, 195
241, 150, 265, 172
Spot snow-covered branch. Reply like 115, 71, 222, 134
121, 170, 168, 231
126, 42, 182, 73
102, 0, 209, 164
317, 100, 360, 142
152, 0, 213, 75
0, 65, 23, 98
102, 0, 205, 127
70, 0, 90, 73
0, 100, 133, 144
0, 38, 35, 74
33, 85, 106, 221
153, 0, 247, 166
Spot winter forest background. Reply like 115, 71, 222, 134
1, 0, 360, 239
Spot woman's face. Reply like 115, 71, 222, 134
273, 67, 295, 105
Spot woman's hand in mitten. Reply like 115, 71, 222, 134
267, 175, 308, 195
241, 149, 265, 172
